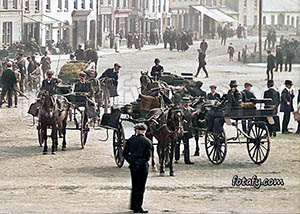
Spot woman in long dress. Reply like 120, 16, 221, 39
114, 35, 120, 53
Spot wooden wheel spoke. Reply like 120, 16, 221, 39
258, 146, 265, 159
249, 143, 256, 153
251, 145, 257, 159
208, 146, 215, 157
260, 143, 268, 151
212, 147, 217, 161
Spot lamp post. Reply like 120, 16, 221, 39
258, 0, 262, 62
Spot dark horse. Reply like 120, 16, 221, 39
145, 106, 183, 176
39, 91, 70, 154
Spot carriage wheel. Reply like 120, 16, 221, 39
205, 130, 227, 165
247, 121, 270, 164
113, 124, 125, 168
80, 111, 89, 149
37, 125, 44, 147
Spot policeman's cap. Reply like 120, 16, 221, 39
244, 82, 253, 88
79, 71, 87, 77
209, 85, 217, 89
134, 123, 147, 131
284, 80, 293, 85
114, 63, 121, 68
47, 70, 54, 75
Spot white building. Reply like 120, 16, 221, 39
40, 0, 97, 50
0, 0, 22, 47
262, 0, 300, 28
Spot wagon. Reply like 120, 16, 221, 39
201, 98, 276, 165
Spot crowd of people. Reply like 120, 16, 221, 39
162, 27, 193, 52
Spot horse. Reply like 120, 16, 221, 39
145, 106, 183, 176
140, 71, 169, 97
39, 91, 70, 154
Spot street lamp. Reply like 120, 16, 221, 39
258, 0, 262, 63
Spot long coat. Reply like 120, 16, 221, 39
267, 54, 276, 69
263, 88, 280, 111
198, 52, 207, 67
1, 68, 16, 88
280, 88, 294, 112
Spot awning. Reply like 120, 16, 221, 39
192, 6, 237, 23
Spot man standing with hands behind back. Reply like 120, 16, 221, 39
124, 123, 151, 213
280, 80, 294, 134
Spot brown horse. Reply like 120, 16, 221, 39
39, 91, 70, 154
140, 71, 169, 97
145, 106, 183, 176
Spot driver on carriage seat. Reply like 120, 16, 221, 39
150, 58, 164, 80
100, 63, 120, 87
40, 70, 61, 95
74, 71, 93, 97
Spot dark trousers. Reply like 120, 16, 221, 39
175, 137, 181, 161
275, 62, 283, 72
296, 121, 300, 133
266, 68, 273, 80
196, 65, 208, 77
282, 111, 291, 133
14, 90, 18, 106
183, 135, 191, 163
285, 59, 292, 72
0, 86, 13, 107
164, 41, 168, 49
221, 37, 226, 45
110, 39, 114, 49
20, 74, 25, 92
130, 167, 148, 211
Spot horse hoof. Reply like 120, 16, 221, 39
43, 151, 48, 155
62, 147, 66, 151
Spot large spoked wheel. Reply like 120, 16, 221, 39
37, 124, 44, 147
247, 121, 270, 164
205, 130, 227, 165
113, 124, 125, 168
80, 111, 89, 149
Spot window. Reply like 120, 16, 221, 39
271, 15, 275, 25
74, 0, 78, 9
163, 0, 166, 12
13, 0, 18, 9
108, 0, 111, 5
24, 0, 29, 11
123, 0, 126, 8
100, 0, 103, 5
213, 0, 217, 6
254, 0, 257, 8
117, 0, 120, 7
46, 0, 51, 10
58, 0, 62, 10
90, 0, 93, 8
81, 0, 85, 9
158, 0, 161, 12
287, 15, 290, 25
152, 0, 155, 12
65, 0, 69, 10
35, 0, 40, 11
3, 0, 8, 9
244, 0, 247, 7
45, 24, 52, 41
243, 15, 247, 25
2, 22, 13, 45
206, 0, 212, 6
254, 15, 257, 25
146, 0, 149, 8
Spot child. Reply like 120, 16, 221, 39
227, 43, 235, 61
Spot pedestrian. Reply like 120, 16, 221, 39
220, 25, 228, 46
285, 44, 295, 72
271, 30, 277, 49
16, 54, 26, 92
107, 31, 115, 49
227, 43, 235, 61
207, 85, 221, 101
280, 80, 295, 134
200, 39, 208, 54
114, 34, 120, 53
40, 51, 51, 80
237, 24, 243, 39
266, 50, 275, 80
241, 82, 256, 132
150, 58, 164, 80
163, 28, 169, 49
263, 80, 280, 137
267, 30, 272, 50
275, 46, 283, 72
12, 64, 20, 108
217, 24, 222, 39
175, 97, 196, 165
295, 90, 300, 134
0, 62, 16, 108
180, 32, 189, 52
124, 123, 151, 214
74, 45, 84, 61
194, 49, 208, 78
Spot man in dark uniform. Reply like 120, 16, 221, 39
275, 46, 283, 72
150, 58, 164, 80
280, 80, 294, 134
266, 50, 276, 80
40, 71, 61, 95
207, 85, 221, 101
124, 123, 151, 213
263, 80, 280, 137
100, 63, 121, 87
188, 81, 206, 99
200, 39, 208, 54
194, 49, 208, 78
0, 62, 16, 108
175, 97, 196, 164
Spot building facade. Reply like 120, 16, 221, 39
0, 0, 22, 47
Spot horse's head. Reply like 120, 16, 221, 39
40, 91, 56, 119
167, 106, 184, 137
140, 71, 151, 89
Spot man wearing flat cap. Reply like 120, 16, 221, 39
74, 71, 93, 97
0, 62, 16, 108
100, 63, 121, 88
280, 80, 294, 134
124, 123, 151, 213
241, 82, 256, 102
207, 85, 221, 101
150, 58, 164, 80
263, 80, 280, 136
40, 70, 61, 95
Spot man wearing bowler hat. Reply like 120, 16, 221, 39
280, 80, 294, 134
100, 63, 121, 88
124, 123, 151, 213
263, 80, 280, 137
207, 85, 221, 101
